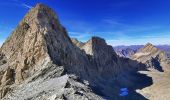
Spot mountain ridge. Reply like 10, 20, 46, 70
114, 44, 170, 58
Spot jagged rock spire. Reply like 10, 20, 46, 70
0, 3, 92, 85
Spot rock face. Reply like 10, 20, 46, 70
132, 43, 170, 72
82, 37, 122, 78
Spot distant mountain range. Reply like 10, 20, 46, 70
114, 45, 170, 58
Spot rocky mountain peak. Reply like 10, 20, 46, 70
132, 43, 169, 72
139, 43, 159, 53
133, 43, 163, 60
145, 43, 154, 47
88, 37, 107, 47
91, 36, 106, 45
81, 36, 108, 55
35, 3, 47, 8
25, 3, 56, 19
81, 36, 121, 78
21, 2, 63, 32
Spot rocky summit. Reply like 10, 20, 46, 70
0, 3, 170, 100
132, 43, 170, 72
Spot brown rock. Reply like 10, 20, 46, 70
132, 43, 170, 72
1, 67, 15, 86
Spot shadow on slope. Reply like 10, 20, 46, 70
151, 58, 164, 72
44, 33, 153, 99
88, 58, 153, 100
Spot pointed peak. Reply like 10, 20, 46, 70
143, 43, 156, 49
138, 42, 160, 53
91, 36, 105, 41
71, 38, 79, 42
36, 3, 46, 7
83, 36, 107, 48
21, 2, 60, 28
89, 36, 106, 44
34, 3, 50, 10
145, 43, 154, 47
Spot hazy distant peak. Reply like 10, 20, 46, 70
139, 43, 159, 53
144, 43, 155, 48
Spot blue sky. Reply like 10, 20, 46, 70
0, 0, 170, 46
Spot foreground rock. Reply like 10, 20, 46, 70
2, 62, 102, 100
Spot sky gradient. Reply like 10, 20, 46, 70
0, 0, 170, 46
